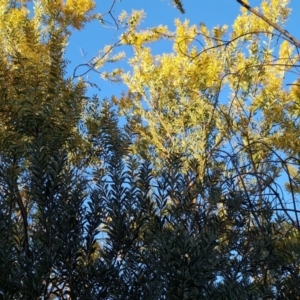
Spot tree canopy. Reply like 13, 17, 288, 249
1, 0, 300, 299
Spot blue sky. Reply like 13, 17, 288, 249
66, 0, 300, 100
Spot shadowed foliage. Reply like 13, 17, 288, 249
2, 0, 300, 299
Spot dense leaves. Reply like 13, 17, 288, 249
1, 0, 300, 299
3, 138, 300, 298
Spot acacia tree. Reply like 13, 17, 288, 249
109, 0, 300, 224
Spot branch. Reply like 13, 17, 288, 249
11, 157, 30, 258
236, 0, 300, 47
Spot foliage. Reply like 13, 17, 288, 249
172, 0, 185, 14
1, 0, 300, 299
110, 0, 300, 226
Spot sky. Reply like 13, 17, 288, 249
66, 0, 300, 99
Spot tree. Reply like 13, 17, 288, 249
1, 0, 300, 299
0, 0, 111, 298
111, 0, 300, 225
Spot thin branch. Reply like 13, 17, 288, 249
72, 40, 120, 79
